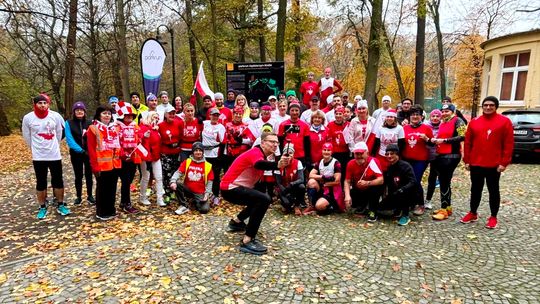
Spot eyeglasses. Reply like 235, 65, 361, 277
482, 104, 496, 107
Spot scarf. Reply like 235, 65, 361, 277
33, 104, 49, 119
94, 120, 120, 150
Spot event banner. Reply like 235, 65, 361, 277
225, 61, 284, 103
140, 39, 166, 98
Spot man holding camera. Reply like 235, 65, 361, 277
277, 101, 311, 165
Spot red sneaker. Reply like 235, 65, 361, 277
460, 212, 478, 224
130, 184, 137, 192
485, 216, 498, 229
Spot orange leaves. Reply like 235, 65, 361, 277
0, 134, 32, 174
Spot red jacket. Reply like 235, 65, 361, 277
138, 124, 161, 162
464, 113, 514, 168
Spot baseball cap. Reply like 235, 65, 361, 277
352, 142, 368, 153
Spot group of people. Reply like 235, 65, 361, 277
22, 68, 514, 255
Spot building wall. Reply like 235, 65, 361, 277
482, 32, 540, 112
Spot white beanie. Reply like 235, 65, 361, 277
356, 100, 368, 109
382, 95, 391, 102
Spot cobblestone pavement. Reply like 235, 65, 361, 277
0, 160, 539, 303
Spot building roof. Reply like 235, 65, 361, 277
480, 29, 540, 49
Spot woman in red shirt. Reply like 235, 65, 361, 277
180, 103, 203, 162
308, 110, 328, 171
402, 105, 433, 216
158, 104, 184, 204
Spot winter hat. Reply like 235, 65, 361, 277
322, 142, 334, 151
72, 101, 86, 112
203, 95, 213, 102
385, 108, 397, 117
108, 96, 119, 104
249, 102, 260, 109
441, 103, 456, 112
283, 144, 295, 155
352, 142, 368, 153
261, 123, 274, 133
327, 94, 335, 105
482, 96, 499, 109
334, 106, 345, 114
268, 95, 277, 101
430, 109, 442, 117
233, 105, 245, 114
158, 91, 168, 98
116, 101, 136, 118
382, 95, 392, 102
311, 96, 320, 102
214, 92, 224, 100
130, 92, 140, 99
356, 100, 368, 109
288, 101, 301, 110
410, 104, 424, 115
227, 88, 236, 94
146, 93, 157, 102
354, 95, 363, 101
192, 142, 204, 152
442, 96, 452, 103
286, 90, 297, 98
261, 105, 272, 111
386, 144, 399, 153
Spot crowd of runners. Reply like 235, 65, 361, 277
22, 68, 514, 255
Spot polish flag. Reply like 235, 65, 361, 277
368, 158, 382, 174
134, 143, 149, 158
194, 61, 214, 100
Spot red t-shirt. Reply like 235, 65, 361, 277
327, 121, 350, 153
178, 159, 214, 194
402, 124, 433, 161
346, 157, 383, 189
220, 147, 266, 190
299, 81, 319, 106
206, 107, 232, 125
158, 118, 184, 155
180, 118, 202, 151
277, 119, 310, 158
309, 126, 329, 165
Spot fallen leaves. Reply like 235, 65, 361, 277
87, 271, 101, 279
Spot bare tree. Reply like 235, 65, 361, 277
64, 0, 78, 113
428, 0, 445, 99
115, 0, 130, 99
414, 0, 426, 106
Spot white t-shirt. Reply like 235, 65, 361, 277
22, 111, 64, 161
273, 113, 290, 126
375, 125, 404, 156
202, 121, 225, 158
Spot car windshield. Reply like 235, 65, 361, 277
504, 113, 540, 125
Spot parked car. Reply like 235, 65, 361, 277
501, 109, 540, 159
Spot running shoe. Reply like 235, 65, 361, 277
57, 204, 71, 216
74, 197, 82, 205
413, 205, 425, 216
37, 207, 48, 220
96, 214, 115, 221
432, 208, 449, 220
130, 184, 137, 192
139, 197, 151, 206
367, 211, 378, 222
87, 196, 96, 205
174, 206, 189, 215
424, 200, 433, 210
157, 198, 167, 207
398, 216, 411, 226
460, 212, 478, 224
123, 206, 139, 214
302, 206, 316, 215
485, 216, 498, 229
239, 239, 267, 255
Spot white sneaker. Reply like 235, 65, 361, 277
157, 199, 166, 207
175, 206, 189, 215
425, 201, 433, 210
139, 197, 151, 206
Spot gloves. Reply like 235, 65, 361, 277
392, 188, 404, 197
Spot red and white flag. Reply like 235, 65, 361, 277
194, 61, 214, 100
368, 158, 382, 174
134, 144, 149, 158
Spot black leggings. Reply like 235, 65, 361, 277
96, 169, 119, 217
222, 186, 272, 238
69, 151, 93, 198
278, 184, 306, 210
425, 161, 438, 201
119, 160, 137, 208
33, 160, 64, 191
469, 166, 501, 217
206, 157, 223, 197
434, 156, 460, 208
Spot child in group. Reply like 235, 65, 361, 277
169, 142, 214, 215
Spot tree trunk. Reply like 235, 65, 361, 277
112, 55, 123, 98
471, 51, 482, 118
185, 0, 198, 84
210, 0, 218, 89
88, 0, 101, 105
428, 0, 446, 99
0, 99, 11, 136
382, 23, 406, 99
275, 0, 287, 61
116, 0, 130, 100
292, 0, 301, 88
64, 0, 78, 117
257, 0, 266, 62
414, 0, 426, 106
238, 37, 246, 62
364, 0, 383, 110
